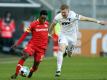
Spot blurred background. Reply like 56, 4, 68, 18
0, 0, 107, 57
0, 0, 107, 80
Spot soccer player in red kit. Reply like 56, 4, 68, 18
11, 10, 49, 79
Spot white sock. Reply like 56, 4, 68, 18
57, 51, 63, 72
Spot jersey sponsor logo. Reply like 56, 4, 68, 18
62, 22, 70, 25
35, 28, 48, 32
60, 18, 72, 26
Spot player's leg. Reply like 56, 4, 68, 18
55, 35, 68, 77
67, 45, 75, 57
28, 60, 40, 78
11, 51, 29, 79
67, 40, 76, 57
55, 43, 67, 77
11, 44, 34, 79
28, 48, 45, 78
63, 35, 76, 58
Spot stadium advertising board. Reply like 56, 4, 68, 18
73, 29, 107, 56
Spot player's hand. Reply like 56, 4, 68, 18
11, 43, 17, 50
48, 33, 52, 38
100, 21, 107, 25
97, 21, 107, 25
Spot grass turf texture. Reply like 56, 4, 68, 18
0, 56, 107, 80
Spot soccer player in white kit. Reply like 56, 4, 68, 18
49, 4, 105, 77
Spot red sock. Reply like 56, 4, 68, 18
15, 59, 25, 75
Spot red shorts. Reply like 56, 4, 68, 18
24, 44, 46, 62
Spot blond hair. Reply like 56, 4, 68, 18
60, 4, 69, 10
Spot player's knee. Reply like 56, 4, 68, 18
21, 52, 29, 60
59, 47, 66, 53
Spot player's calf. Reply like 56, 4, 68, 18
27, 66, 37, 78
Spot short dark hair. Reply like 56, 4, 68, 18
40, 10, 48, 16
60, 4, 69, 10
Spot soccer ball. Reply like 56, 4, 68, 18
19, 66, 30, 77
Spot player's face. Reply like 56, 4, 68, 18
61, 9, 69, 18
39, 15, 47, 24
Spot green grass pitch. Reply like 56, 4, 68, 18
0, 56, 107, 80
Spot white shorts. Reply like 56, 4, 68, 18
58, 34, 77, 47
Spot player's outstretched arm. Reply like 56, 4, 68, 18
79, 15, 105, 25
11, 31, 29, 49
99, 21, 107, 25
49, 22, 56, 36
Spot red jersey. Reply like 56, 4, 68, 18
16, 20, 49, 49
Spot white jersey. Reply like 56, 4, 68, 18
54, 11, 80, 44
